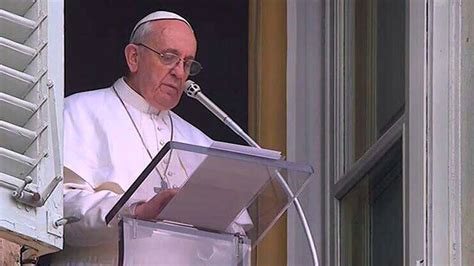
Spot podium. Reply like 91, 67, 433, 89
105, 141, 313, 265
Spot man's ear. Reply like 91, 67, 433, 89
124, 44, 139, 73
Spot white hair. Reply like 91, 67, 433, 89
129, 21, 153, 44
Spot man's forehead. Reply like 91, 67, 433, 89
147, 20, 196, 43
147, 21, 197, 57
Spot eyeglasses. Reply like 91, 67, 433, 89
136, 43, 202, 76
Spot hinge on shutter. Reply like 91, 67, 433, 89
12, 175, 62, 207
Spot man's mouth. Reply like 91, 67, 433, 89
162, 83, 179, 93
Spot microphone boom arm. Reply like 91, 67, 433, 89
184, 80, 319, 266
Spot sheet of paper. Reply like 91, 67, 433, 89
157, 154, 272, 232
210, 141, 282, 160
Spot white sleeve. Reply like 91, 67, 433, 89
62, 168, 135, 247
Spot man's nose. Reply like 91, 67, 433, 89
170, 59, 187, 79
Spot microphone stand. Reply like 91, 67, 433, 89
185, 81, 319, 266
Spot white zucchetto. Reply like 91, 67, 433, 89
130, 10, 193, 41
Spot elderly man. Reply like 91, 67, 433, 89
50, 11, 239, 265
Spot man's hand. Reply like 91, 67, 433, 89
134, 189, 179, 220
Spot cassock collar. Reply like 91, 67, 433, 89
113, 77, 167, 116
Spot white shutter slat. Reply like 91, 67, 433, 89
0, 37, 36, 71
0, 172, 29, 191
0, 121, 36, 154
0, 65, 36, 98
0, 0, 36, 17
0, 10, 36, 44
0, 147, 35, 179
0, 92, 37, 126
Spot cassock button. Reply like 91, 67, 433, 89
159, 139, 165, 146
167, 171, 174, 177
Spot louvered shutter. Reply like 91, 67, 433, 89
0, 0, 63, 257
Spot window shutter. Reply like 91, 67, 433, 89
0, 0, 63, 258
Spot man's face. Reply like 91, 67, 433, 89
127, 20, 197, 110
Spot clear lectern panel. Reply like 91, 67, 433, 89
106, 141, 314, 247
119, 217, 251, 266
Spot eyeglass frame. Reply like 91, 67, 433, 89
134, 43, 203, 76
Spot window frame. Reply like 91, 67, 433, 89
331, 0, 427, 265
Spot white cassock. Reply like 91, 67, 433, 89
51, 78, 251, 265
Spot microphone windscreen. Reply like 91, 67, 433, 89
184, 80, 200, 98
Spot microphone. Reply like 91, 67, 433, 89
184, 80, 259, 147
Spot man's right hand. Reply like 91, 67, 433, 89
134, 189, 179, 220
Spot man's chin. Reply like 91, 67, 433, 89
152, 100, 179, 111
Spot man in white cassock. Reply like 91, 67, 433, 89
49, 11, 250, 265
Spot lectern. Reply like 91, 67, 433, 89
105, 141, 313, 265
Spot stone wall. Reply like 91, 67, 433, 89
0, 239, 20, 265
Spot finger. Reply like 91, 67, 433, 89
158, 188, 179, 198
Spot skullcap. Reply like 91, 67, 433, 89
130, 11, 193, 42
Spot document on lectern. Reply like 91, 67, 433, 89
209, 141, 281, 160
157, 141, 280, 232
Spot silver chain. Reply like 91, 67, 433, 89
112, 85, 173, 190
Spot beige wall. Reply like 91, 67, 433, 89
0, 239, 20, 265
249, 0, 287, 265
